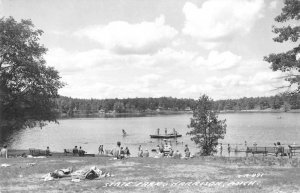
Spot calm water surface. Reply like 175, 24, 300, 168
4, 113, 300, 156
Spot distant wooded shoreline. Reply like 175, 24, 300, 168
56, 93, 300, 118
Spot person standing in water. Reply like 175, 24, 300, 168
228, 144, 231, 157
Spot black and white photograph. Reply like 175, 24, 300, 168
0, 0, 300, 192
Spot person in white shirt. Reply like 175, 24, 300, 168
0, 145, 8, 159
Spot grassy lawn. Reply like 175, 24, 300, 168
0, 156, 300, 193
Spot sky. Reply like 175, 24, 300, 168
0, 0, 294, 100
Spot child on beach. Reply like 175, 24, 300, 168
138, 145, 143, 157
124, 147, 130, 157
228, 144, 231, 157
138, 148, 143, 157
185, 149, 191, 158
143, 149, 149, 157
184, 144, 189, 153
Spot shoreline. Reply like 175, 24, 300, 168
59, 109, 300, 119
219, 109, 300, 113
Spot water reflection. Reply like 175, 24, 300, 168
68, 112, 186, 119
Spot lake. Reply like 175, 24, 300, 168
1, 113, 300, 157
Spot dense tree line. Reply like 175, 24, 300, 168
212, 93, 300, 111
55, 92, 300, 117
56, 96, 196, 116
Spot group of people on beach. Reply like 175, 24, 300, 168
72, 146, 86, 156
99, 140, 296, 159
2, 139, 296, 159
218, 141, 261, 156
103, 142, 131, 159
137, 145, 149, 157
101, 140, 192, 159
217, 141, 296, 158
153, 141, 191, 159
274, 141, 294, 158
218, 143, 233, 156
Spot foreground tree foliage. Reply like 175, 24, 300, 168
0, 17, 64, 128
187, 95, 226, 156
264, 0, 300, 92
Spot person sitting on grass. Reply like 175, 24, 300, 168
184, 149, 191, 159
73, 146, 79, 156
173, 150, 181, 159
124, 147, 130, 158
168, 148, 174, 157
154, 150, 164, 158
45, 146, 52, 156
143, 149, 149, 157
119, 147, 125, 159
79, 146, 85, 157
0, 145, 8, 159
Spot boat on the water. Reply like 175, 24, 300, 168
151, 128, 182, 138
150, 134, 182, 138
